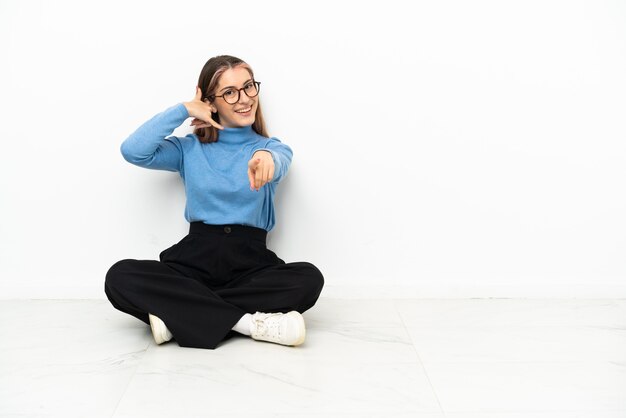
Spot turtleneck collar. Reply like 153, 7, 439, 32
217, 125, 256, 145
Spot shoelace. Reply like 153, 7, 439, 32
253, 313, 283, 339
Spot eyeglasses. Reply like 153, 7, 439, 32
208, 81, 261, 105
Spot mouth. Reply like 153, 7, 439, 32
235, 106, 252, 116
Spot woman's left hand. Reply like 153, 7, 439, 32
247, 151, 275, 191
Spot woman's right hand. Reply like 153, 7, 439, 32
184, 86, 224, 130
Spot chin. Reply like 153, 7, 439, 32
239, 118, 255, 126
227, 114, 255, 127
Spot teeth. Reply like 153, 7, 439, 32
236, 108, 251, 113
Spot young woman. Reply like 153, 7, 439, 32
105, 55, 324, 349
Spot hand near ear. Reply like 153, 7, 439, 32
184, 86, 224, 130
248, 151, 274, 191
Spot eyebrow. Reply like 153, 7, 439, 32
219, 79, 253, 92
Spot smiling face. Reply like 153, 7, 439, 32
205, 66, 258, 128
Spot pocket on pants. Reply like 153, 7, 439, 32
241, 238, 284, 266
159, 234, 195, 263
159, 234, 223, 284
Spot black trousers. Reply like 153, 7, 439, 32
104, 222, 324, 349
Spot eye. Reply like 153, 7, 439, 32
223, 90, 235, 96
244, 83, 254, 90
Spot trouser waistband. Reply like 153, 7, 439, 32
189, 222, 267, 241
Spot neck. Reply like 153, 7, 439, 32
217, 125, 255, 144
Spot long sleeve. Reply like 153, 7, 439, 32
120, 103, 190, 172
253, 137, 293, 183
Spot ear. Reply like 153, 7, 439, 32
203, 98, 217, 113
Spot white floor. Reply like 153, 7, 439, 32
1, 298, 625, 417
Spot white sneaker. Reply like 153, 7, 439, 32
148, 313, 173, 345
250, 311, 306, 346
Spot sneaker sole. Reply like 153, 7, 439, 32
148, 313, 168, 345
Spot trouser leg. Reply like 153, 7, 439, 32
105, 259, 246, 349
105, 223, 325, 350
216, 262, 325, 314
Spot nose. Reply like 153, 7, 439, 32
238, 89, 252, 104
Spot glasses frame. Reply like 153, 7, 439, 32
207, 81, 261, 105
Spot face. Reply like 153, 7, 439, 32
205, 66, 258, 128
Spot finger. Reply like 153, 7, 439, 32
255, 159, 263, 190
194, 117, 223, 130
262, 162, 271, 187
254, 160, 262, 190
194, 86, 202, 101
208, 117, 224, 130
268, 163, 275, 183
248, 157, 261, 169
193, 120, 211, 128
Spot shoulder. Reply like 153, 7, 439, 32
167, 133, 198, 149
260, 135, 289, 148
258, 136, 293, 160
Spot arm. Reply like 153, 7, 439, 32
252, 137, 293, 184
120, 103, 189, 172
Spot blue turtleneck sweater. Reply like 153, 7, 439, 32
120, 102, 292, 231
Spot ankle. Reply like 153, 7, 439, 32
232, 313, 252, 336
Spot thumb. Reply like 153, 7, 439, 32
248, 157, 261, 169
194, 86, 202, 101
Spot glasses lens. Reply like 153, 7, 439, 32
224, 90, 239, 104
244, 82, 259, 98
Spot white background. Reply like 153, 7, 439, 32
1, 0, 624, 298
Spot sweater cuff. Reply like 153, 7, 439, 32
175, 102, 190, 119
